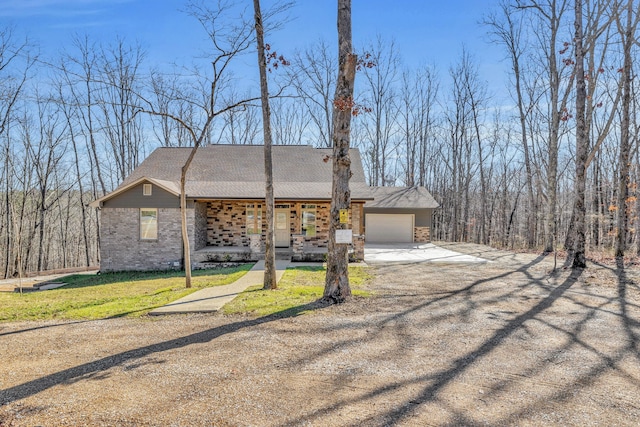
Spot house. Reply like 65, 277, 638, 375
90, 145, 439, 272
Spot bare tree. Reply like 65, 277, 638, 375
25, 94, 70, 272
445, 49, 478, 242
614, 0, 639, 257
138, 1, 257, 288
324, 0, 357, 303
517, 0, 575, 253
288, 39, 336, 147
571, 0, 589, 268
0, 27, 33, 278
218, 101, 261, 145
485, 1, 539, 248
253, 0, 277, 289
397, 65, 439, 187
360, 37, 400, 186
58, 93, 92, 267
98, 38, 146, 185
149, 72, 196, 147
271, 96, 309, 145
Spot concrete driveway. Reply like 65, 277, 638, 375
364, 242, 489, 263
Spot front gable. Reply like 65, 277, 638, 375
90, 177, 180, 209
102, 182, 180, 209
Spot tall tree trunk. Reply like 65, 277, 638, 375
3, 144, 11, 279
324, 0, 356, 303
615, 0, 635, 258
253, 0, 277, 289
571, 0, 588, 268
180, 161, 194, 288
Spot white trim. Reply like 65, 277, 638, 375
140, 208, 158, 240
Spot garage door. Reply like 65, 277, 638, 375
365, 214, 414, 243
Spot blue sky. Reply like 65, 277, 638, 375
3, 0, 507, 97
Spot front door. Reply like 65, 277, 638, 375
275, 208, 290, 247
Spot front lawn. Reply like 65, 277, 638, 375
0, 265, 253, 322
223, 266, 374, 317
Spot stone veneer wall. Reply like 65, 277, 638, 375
414, 226, 431, 243
206, 201, 252, 247
351, 202, 363, 235
351, 234, 365, 261
206, 200, 366, 259
100, 207, 196, 271
206, 201, 335, 248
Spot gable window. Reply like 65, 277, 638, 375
140, 208, 158, 240
246, 204, 262, 235
143, 183, 152, 196
301, 204, 316, 237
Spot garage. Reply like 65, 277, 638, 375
365, 213, 414, 243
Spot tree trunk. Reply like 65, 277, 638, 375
324, 0, 356, 303
615, 0, 635, 258
180, 166, 192, 288
253, 0, 277, 289
571, 0, 587, 268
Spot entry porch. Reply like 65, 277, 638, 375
191, 199, 365, 263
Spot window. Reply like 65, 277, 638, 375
246, 204, 262, 235
301, 204, 316, 237
143, 183, 152, 196
140, 208, 158, 240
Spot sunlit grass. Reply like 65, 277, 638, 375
223, 266, 374, 317
0, 265, 253, 322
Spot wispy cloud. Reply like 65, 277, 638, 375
0, 0, 133, 18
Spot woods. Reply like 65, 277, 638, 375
1, 0, 640, 278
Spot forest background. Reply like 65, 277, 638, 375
1, 0, 639, 277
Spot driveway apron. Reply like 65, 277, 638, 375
364, 243, 489, 264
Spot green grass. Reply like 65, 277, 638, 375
223, 266, 374, 317
0, 265, 253, 322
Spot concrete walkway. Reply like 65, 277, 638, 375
149, 260, 291, 315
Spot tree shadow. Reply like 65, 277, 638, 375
60, 264, 253, 290
0, 320, 92, 337
283, 256, 584, 426
4, 252, 637, 425
287, 266, 325, 272
0, 300, 327, 406
286, 250, 640, 426
615, 257, 639, 355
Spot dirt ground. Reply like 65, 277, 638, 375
1, 243, 639, 426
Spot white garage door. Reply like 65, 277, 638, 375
365, 214, 414, 243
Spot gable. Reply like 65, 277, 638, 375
101, 182, 180, 209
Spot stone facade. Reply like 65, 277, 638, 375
205, 200, 359, 249
351, 234, 365, 261
207, 201, 251, 247
101, 200, 367, 270
414, 226, 431, 243
100, 207, 196, 271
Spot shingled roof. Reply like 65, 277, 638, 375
111, 145, 373, 200
365, 186, 440, 209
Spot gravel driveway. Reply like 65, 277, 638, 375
1, 243, 639, 426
